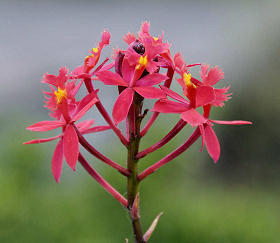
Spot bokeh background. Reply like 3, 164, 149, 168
1, 0, 279, 242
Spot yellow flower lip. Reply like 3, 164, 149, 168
183, 73, 193, 87
84, 47, 99, 62
54, 87, 67, 104
92, 47, 99, 53
136, 55, 148, 70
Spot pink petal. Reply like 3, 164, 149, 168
122, 57, 135, 83
100, 30, 111, 48
92, 57, 109, 74
51, 139, 64, 183
113, 88, 134, 124
123, 32, 136, 45
181, 109, 207, 127
24, 135, 61, 144
95, 71, 128, 86
200, 64, 209, 82
146, 61, 160, 74
160, 85, 189, 104
126, 48, 140, 67
196, 86, 215, 107
152, 99, 190, 113
42, 73, 57, 86
75, 91, 98, 113
72, 80, 83, 96
76, 120, 95, 131
26, 120, 65, 132
138, 21, 150, 38
72, 95, 98, 122
204, 65, 224, 86
81, 125, 111, 135
63, 125, 79, 171
174, 52, 185, 69
136, 73, 168, 86
98, 62, 115, 72
204, 124, 220, 163
212, 87, 231, 107
70, 65, 84, 77
210, 120, 252, 125
57, 67, 68, 88
134, 86, 165, 99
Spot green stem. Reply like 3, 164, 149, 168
127, 93, 145, 243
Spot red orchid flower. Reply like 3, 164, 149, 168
70, 30, 113, 80
25, 71, 99, 182
123, 21, 172, 75
153, 88, 251, 162
174, 53, 231, 108
96, 57, 168, 124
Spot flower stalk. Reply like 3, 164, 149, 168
78, 153, 128, 208
126, 93, 145, 242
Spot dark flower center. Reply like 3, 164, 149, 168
132, 40, 145, 55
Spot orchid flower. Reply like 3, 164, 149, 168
96, 57, 168, 124
26, 70, 98, 182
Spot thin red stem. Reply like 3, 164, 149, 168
83, 77, 129, 147
138, 127, 200, 181
140, 67, 174, 137
137, 119, 187, 159
78, 153, 128, 208
74, 125, 130, 176
140, 112, 159, 138
95, 101, 129, 146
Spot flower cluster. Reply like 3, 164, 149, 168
25, 21, 251, 181
25, 21, 251, 241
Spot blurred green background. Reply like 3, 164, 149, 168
1, 0, 280, 242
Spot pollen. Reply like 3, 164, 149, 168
183, 73, 193, 87
153, 36, 159, 41
54, 88, 67, 104
136, 55, 148, 70
92, 47, 99, 53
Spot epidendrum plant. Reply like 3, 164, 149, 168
25, 22, 251, 242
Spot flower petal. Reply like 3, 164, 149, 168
160, 85, 189, 104
51, 139, 64, 183
26, 120, 64, 132
113, 88, 134, 124
134, 86, 165, 99
70, 65, 84, 77
204, 66, 224, 86
200, 64, 209, 82
81, 125, 111, 135
136, 73, 168, 86
76, 120, 95, 131
42, 73, 57, 86
24, 135, 61, 144
204, 124, 220, 163
152, 99, 189, 113
72, 94, 99, 122
181, 109, 207, 127
196, 85, 215, 107
123, 32, 136, 45
210, 120, 252, 125
95, 71, 128, 86
212, 87, 232, 107
63, 125, 79, 171
122, 57, 135, 83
